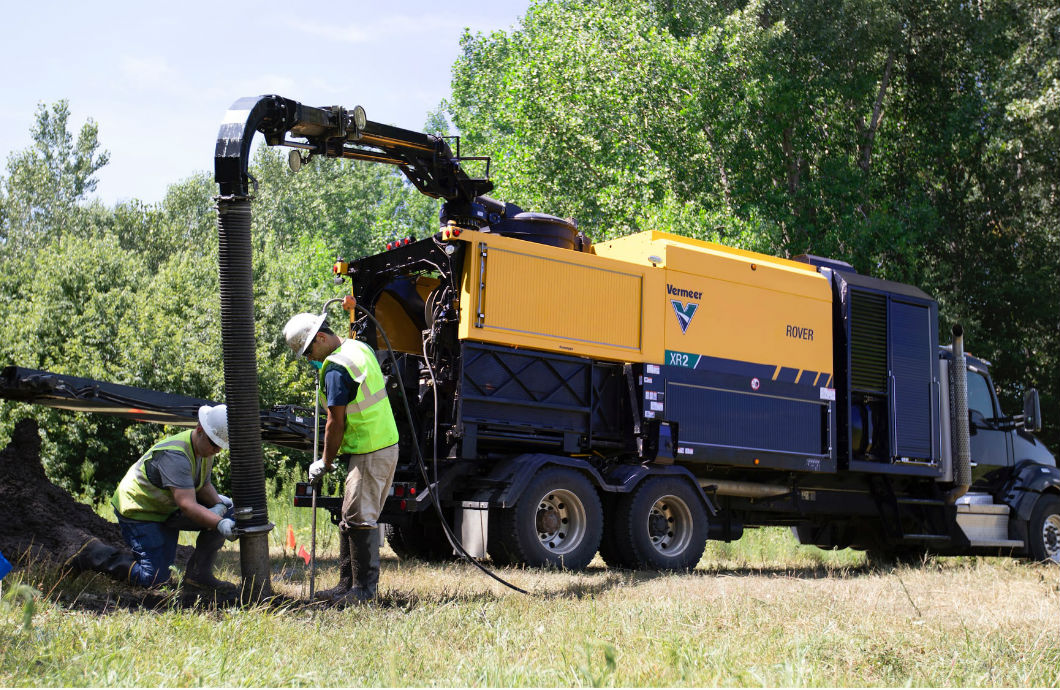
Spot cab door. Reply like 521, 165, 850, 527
966, 366, 1013, 481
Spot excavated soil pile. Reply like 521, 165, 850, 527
0, 418, 189, 567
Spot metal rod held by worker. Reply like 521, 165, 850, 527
309, 374, 321, 599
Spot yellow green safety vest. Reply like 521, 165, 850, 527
110, 430, 212, 522
319, 338, 399, 455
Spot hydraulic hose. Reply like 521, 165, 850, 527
216, 195, 272, 599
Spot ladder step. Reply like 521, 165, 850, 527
967, 538, 1024, 549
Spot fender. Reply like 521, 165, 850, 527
466, 453, 716, 515
1001, 460, 1060, 521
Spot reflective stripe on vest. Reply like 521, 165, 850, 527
319, 339, 399, 455
110, 430, 212, 522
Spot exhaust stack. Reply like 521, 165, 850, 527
947, 324, 971, 503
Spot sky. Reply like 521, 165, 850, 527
0, 0, 530, 206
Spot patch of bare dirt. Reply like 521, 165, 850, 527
0, 418, 190, 568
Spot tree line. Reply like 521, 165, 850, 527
1, 0, 1057, 497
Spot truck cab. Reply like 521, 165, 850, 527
962, 354, 1055, 483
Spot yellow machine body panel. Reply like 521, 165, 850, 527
453, 229, 832, 377
456, 230, 664, 362
592, 231, 833, 379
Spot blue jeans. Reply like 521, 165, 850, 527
116, 507, 232, 587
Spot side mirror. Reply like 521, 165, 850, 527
1023, 389, 1042, 432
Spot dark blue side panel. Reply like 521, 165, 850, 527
889, 299, 938, 461
668, 383, 825, 456
645, 357, 836, 473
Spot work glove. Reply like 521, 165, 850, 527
217, 518, 238, 541
217, 494, 234, 509
208, 503, 227, 518
308, 458, 328, 484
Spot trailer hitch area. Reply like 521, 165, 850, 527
292, 482, 343, 524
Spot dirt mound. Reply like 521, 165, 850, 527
0, 419, 188, 568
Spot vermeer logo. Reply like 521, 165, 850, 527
667, 283, 703, 300
670, 300, 698, 333
668, 284, 701, 333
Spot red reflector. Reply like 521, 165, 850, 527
385, 242, 392, 250
404, 237, 411, 245
453, 229, 462, 237
394, 485, 405, 497
409, 487, 416, 495
399, 499, 407, 510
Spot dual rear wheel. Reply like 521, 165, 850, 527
488, 468, 709, 571
602, 477, 708, 571
488, 468, 603, 570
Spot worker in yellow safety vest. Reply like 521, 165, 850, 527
67, 405, 238, 588
283, 295, 399, 604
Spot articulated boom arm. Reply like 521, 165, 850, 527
215, 94, 493, 206
0, 366, 319, 452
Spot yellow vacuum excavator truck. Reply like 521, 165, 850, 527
5, 95, 1057, 572
205, 93, 1050, 571
326, 210, 1058, 571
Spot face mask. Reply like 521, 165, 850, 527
308, 360, 323, 371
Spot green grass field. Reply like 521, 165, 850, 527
2, 487, 1059, 687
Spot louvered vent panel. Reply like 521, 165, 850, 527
850, 291, 887, 392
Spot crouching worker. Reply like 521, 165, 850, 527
283, 295, 399, 605
68, 405, 239, 588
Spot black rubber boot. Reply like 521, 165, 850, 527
335, 528, 380, 606
65, 539, 137, 582
184, 528, 234, 590
313, 532, 353, 602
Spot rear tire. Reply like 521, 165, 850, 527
612, 477, 708, 571
487, 467, 603, 570
1027, 494, 1060, 564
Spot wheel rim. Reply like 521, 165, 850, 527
534, 489, 587, 556
1043, 513, 1060, 563
645, 494, 694, 557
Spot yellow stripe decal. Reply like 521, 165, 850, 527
772, 365, 781, 381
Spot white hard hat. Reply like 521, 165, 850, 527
283, 312, 328, 357
198, 404, 229, 450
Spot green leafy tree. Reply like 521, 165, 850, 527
0, 101, 109, 255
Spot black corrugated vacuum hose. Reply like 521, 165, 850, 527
217, 195, 273, 598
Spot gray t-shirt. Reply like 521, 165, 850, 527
145, 449, 197, 490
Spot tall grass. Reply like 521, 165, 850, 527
7, 478, 1060, 687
